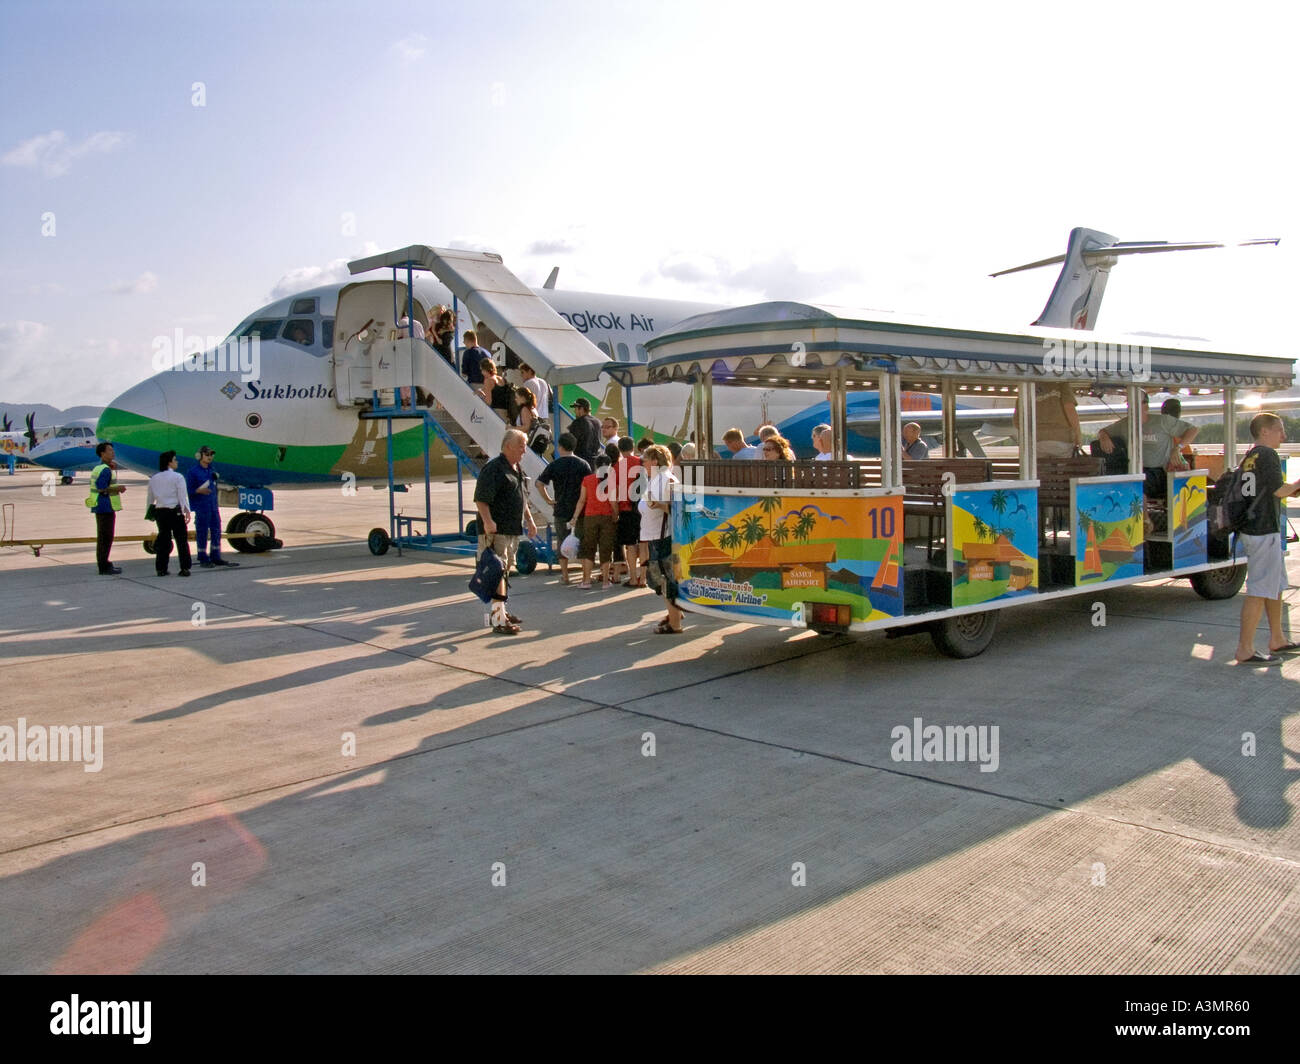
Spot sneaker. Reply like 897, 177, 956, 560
98, 566, 122, 575
212, 558, 240, 568
155, 571, 169, 577
199, 560, 215, 569
178, 570, 191, 577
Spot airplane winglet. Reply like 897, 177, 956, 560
543, 267, 559, 289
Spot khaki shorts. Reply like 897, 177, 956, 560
1239, 532, 1289, 599
477, 533, 519, 578
578, 513, 617, 562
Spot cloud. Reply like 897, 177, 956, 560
526, 238, 577, 256
107, 271, 158, 295
267, 243, 379, 300
1, 130, 128, 178
650, 250, 861, 302
0, 320, 51, 383
390, 34, 428, 62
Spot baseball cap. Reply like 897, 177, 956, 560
571, 397, 590, 411
198, 445, 216, 456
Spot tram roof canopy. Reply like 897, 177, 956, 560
636, 301, 1294, 391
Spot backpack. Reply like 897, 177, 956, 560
468, 548, 506, 603
1208, 463, 1263, 536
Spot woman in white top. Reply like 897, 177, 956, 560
147, 450, 192, 577
638, 444, 684, 633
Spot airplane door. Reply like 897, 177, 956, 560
332, 280, 427, 407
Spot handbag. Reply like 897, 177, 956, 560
144, 504, 158, 522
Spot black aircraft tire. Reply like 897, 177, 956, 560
368, 528, 391, 556
226, 513, 251, 552
464, 519, 480, 539
930, 610, 999, 659
1190, 564, 1246, 600
142, 536, 156, 555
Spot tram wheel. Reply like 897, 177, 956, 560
367, 527, 391, 556
1190, 564, 1246, 600
515, 540, 538, 575
930, 610, 998, 659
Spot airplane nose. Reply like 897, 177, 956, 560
97, 376, 170, 471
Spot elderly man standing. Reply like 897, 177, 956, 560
473, 428, 538, 634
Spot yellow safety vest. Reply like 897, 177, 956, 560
86, 463, 122, 511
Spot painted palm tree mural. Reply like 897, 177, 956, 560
1170, 471, 1209, 568
677, 489, 902, 624
1074, 481, 1145, 584
949, 484, 1039, 606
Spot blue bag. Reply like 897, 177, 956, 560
469, 548, 506, 604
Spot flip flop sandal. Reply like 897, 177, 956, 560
492, 623, 521, 635
1236, 652, 1282, 665
1270, 642, 1300, 653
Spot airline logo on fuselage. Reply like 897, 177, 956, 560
557, 310, 655, 334
234, 381, 336, 400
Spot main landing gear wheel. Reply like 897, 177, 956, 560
60, 474, 74, 485
930, 610, 998, 659
227, 511, 277, 553
368, 528, 391, 556
515, 540, 538, 575
1190, 564, 1246, 600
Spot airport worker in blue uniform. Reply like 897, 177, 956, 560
186, 445, 238, 568
87, 441, 124, 574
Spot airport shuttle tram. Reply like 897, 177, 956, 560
631, 303, 1295, 657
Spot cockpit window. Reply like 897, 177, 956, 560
290, 297, 317, 315
239, 319, 282, 341
322, 318, 334, 350
283, 320, 315, 346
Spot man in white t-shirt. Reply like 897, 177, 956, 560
520, 364, 551, 416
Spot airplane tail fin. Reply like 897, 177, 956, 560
992, 228, 1279, 330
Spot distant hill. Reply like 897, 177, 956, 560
0, 403, 103, 430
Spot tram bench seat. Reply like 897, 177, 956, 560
1037, 456, 1108, 549
903, 459, 994, 560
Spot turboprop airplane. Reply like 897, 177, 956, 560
0, 413, 40, 468
97, 228, 1285, 552
27, 419, 100, 483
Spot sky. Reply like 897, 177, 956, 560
2, 0, 1297, 407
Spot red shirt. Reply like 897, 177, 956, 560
614, 455, 642, 511
580, 472, 614, 517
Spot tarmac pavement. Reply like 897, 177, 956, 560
1, 466, 1297, 973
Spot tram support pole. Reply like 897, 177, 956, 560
1127, 384, 1144, 474
831, 369, 848, 462
1224, 387, 1238, 467
942, 379, 957, 457
879, 368, 901, 491
1020, 381, 1036, 481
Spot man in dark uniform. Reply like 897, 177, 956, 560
88, 441, 124, 574
568, 396, 603, 468
473, 428, 537, 634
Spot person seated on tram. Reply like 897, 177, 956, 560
1096, 392, 1197, 496
722, 427, 762, 460
1017, 382, 1081, 457
902, 423, 930, 460
761, 435, 795, 461
812, 424, 834, 460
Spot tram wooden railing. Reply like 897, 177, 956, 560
901, 459, 994, 562
679, 459, 883, 491
1036, 456, 1108, 548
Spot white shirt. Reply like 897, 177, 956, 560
397, 316, 425, 339
148, 469, 191, 514
814, 451, 833, 461
523, 376, 551, 414
638, 470, 677, 541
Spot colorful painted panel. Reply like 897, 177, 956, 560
1073, 477, 1145, 585
948, 485, 1039, 607
1169, 469, 1208, 570
673, 492, 904, 624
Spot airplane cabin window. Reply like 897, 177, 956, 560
290, 298, 317, 315
597, 342, 612, 357
322, 319, 334, 350
283, 319, 315, 346
635, 345, 648, 363
239, 319, 283, 341
616, 343, 629, 361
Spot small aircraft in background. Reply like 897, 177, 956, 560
0, 413, 40, 469
27, 419, 101, 483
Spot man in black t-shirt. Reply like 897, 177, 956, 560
1234, 413, 1300, 665
568, 396, 603, 467
536, 431, 591, 585
473, 429, 537, 634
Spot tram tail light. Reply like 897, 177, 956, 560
806, 602, 851, 632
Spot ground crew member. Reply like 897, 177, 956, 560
87, 441, 124, 575
186, 445, 238, 567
